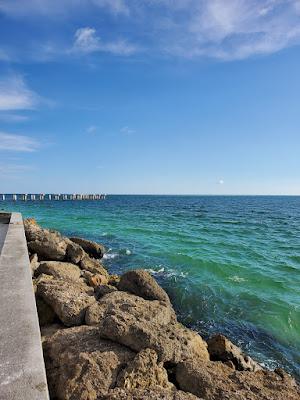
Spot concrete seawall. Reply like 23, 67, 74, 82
0, 212, 49, 399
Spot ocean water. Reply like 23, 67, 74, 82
1, 195, 300, 379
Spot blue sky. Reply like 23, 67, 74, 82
0, 0, 300, 194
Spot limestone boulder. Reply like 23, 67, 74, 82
97, 291, 209, 364
95, 284, 118, 299
102, 388, 200, 400
80, 254, 109, 277
116, 348, 173, 390
207, 334, 261, 372
70, 237, 106, 259
38, 279, 95, 326
25, 218, 69, 260
43, 325, 135, 400
66, 240, 86, 264
36, 261, 82, 282
176, 359, 300, 400
118, 269, 170, 304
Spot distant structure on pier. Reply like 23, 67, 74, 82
0, 194, 106, 201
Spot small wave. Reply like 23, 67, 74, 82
229, 275, 246, 283
119, 248, 132, 256
103, 252, 118, 260
148, 267, 165, 275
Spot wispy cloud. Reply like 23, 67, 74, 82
120, 126, 135, 135
0, 75, 39, 111
72, 27, 137, 56
0, 0, 129, 17
86, 125, 97, 134
0, 113, 29, 123
0, 163, 35, 179
1, 1, 300, 61
0, 132, 40, 152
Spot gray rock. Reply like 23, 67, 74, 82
38, 279, 95, 326
36, 261, 82, 282
70, 237, 106, 259
118, 269, 170, 304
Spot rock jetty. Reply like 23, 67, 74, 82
25, 218, 300, 400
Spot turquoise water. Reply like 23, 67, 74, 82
1, 195, 300, 378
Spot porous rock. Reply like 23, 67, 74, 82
95, 284, 118, 299
118, 269, 170, 304
70, 236, 106, 259
97, 291, 209, 364
24, 218, 69, 261
80, 254, 109, 277
66, 240, 86, 264
116, 348, 173, 390
207, 334, 261, 371
36, 261, 82, 282
43, 325, 135, 400
102, 388, 200, 399
38, 279, 95, 326
176, 359, 300, 400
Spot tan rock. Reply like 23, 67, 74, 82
95, 284, 118, 299
118, 269, 170, 304
207, 334, 261, 371
80, 254, 109, 277
102, 388, 200, 399
176, 359, 300, 400
97, 291, 209, 364
116, 348, 173, 390
66, 240, 86, 264
89, 273, 109, 287
70, 236, 106, 259
43, 325, 135, 400
36, 261, 82, 282
38, 279, 95, 326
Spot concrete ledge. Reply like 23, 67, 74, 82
0, 213, 49, 399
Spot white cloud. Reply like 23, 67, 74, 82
0, 132, 40, 152
72, 27, 137, 55
0, 75, 39, 111
1, 1, 300, 61
218, 179, 224, 185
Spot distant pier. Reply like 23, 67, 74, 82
0, 194, 106, 201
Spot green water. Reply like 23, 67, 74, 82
1, 195, 299, 378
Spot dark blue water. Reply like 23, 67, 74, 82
1, 195, 300, 378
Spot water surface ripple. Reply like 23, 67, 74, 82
2, 195, 299, 378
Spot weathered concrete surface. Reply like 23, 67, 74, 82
0, 212, 49, 399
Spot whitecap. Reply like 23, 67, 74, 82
103, 253, 118, 260
229, 275, 246, 283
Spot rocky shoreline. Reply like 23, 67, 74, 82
26, 218, 300, 400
